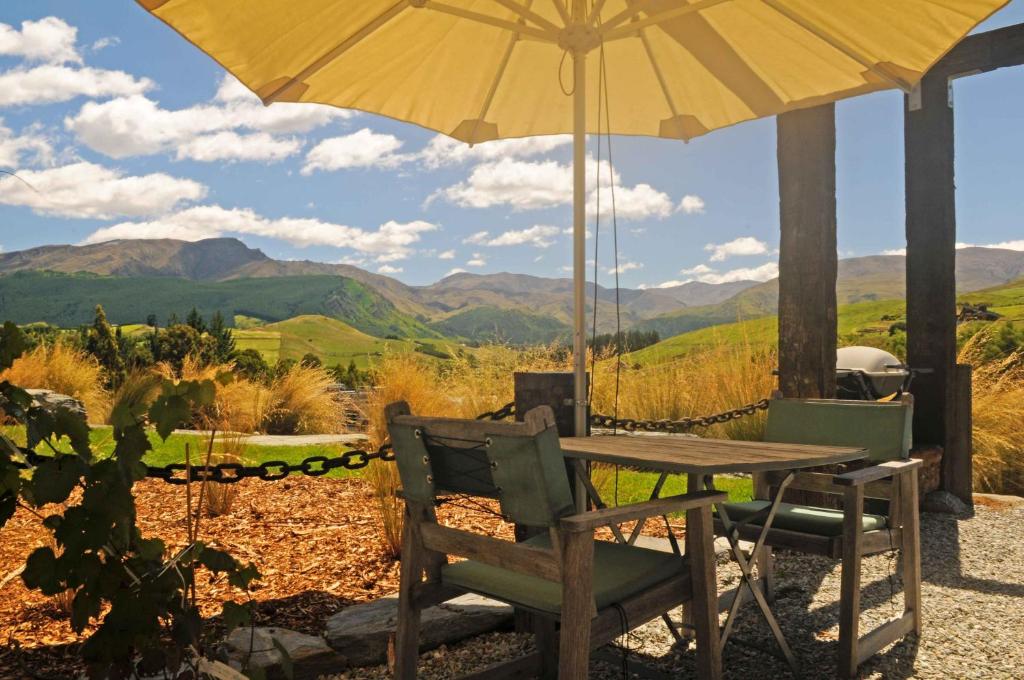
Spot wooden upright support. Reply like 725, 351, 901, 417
904, 74, 972, 505
776, 104, 838, 399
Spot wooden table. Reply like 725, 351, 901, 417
560, 434, 866, 674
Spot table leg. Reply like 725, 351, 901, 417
708, 473, 800, 675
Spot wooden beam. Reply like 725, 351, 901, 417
931, 22, 1024, 78
904, 73, 956, 464
776, 103, 838, 399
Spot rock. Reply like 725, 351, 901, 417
223, 626, 346, 680
25, 389, 88, 422
324, 593, 513, 667
922, 490, 970, 515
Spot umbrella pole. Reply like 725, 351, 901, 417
572, 47, 587, 437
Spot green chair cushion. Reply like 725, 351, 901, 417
441, 534, 685, 615
718, 500, 887, 537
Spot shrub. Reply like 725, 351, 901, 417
0, 340, 109, 423
105, 370, 163, 426
264, 363, 340, 435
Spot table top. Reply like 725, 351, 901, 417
559, 435, 866, 475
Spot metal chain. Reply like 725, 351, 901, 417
9, 403, 517, 485
589, 398, 770, 433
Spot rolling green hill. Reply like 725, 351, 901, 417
430, 306, 572, 345
628, 277, 1024, 365
0, 271, 435, 339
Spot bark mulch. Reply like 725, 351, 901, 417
0, 476, 518, 680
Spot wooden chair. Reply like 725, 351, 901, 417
386, 401, 726, 680
713, 395, 921, 678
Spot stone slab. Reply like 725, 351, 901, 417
324, 593, 512, 667
223, 626, 346, 680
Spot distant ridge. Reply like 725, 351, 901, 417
2, 238, 1023, 343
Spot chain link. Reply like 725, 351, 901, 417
10, 398, 770, 483
589, 398, 769, 433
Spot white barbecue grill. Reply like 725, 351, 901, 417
836, 347, 911, 400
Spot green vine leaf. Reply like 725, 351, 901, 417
0, 321, 26, 370
22, 546, 61, 595
30, 455, 85, 506
221, 600, 252, 634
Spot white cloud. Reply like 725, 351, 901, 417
607, 261, 643, 275
83, 205, 437, 261
90, 36, 119, 52
676, 262, 779, 284
463, 230, 490, 245
704, 236, 770, 262
0, 64, 152, 107
377, 264, 403, 274
0, 119, 52, 167
438, 249, 456, 259
955, 240, 1024, 251
65, 75, 349, 161
0, 17, 80, 64
418, 134, 571, 169
467, 253, 487, 267
436, 155, 674, 221
0, 161, 206, 219
881, 248, 906, 256
484, 225, 561, 248
176, 131, 302, 163
445, 268, 468, 277
302, 128, 404, 174
678, 194, 705, 214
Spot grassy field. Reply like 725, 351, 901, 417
235, 314, 468, 368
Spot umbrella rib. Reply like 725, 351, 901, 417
638, 29, 681, 120
262, 0, 408, 104
494, 0, 563, 32
761, 0, 913, 93
552, 0, 572, 27
602, 0, 733, 42
423, 1, 558, 42
469, 6, 531, 139
587, 0, 609, 29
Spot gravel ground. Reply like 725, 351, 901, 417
328, 505, 1024, 679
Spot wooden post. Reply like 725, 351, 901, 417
514, 371, 584, 436
776, 104, 838, 399
949, 364, 974, 505
904, 74, 965, 502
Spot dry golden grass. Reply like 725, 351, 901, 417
959, 329, 1024, 494
265, 363, 341, 435
105, 370, 162, 425
203, 434, 249, 517
591, 341, 777, 440
1, 342, 110, 423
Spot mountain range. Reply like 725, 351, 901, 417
2, 238, 1023, 343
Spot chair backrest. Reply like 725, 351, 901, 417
765, 396, 913, 462
386, 402, 576, 527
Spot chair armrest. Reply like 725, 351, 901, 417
559, 490, 726, 534
833, 458, 921, 487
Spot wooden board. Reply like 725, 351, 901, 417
559, 435, 865, 474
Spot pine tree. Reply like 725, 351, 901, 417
186, 307, 207, 333
86, 305, 126, 388
208, 311, 235, 362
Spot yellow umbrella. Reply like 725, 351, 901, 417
138, 0, 1007, 434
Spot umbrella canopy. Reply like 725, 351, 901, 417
138, 0, 1007, 433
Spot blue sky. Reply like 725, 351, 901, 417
0, 1, 1021, 288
